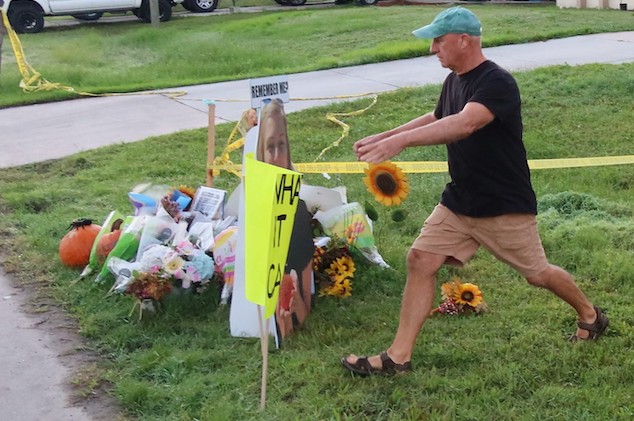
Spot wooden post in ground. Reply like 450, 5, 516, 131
149, 0, 160, 27
206, 101, 216, 187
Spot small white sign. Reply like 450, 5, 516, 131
249, 75, 289, 109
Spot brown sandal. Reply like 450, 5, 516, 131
340, 351, 412, 376
569, 305, 609, 342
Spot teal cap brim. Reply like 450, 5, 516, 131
412, 24, 446, 39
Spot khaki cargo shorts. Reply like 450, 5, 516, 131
412, 204, 549, 278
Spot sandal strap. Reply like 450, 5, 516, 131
576, 306, 609, 340
379, 351, 412, 374
341, 352, 413, 376
353, 356, 374, 373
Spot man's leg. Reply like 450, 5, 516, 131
343, 248, 446, 368
526, 264, 597, 339
471, 213, 603, 340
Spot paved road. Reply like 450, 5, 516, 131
0, 31, 633, 421
1, 31, 633, 169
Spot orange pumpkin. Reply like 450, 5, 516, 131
59, 219, 102, 268
95, 229, 122, 264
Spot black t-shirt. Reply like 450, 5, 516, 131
434, 60, 537, 217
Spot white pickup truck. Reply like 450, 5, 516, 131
2, 0, 185, 33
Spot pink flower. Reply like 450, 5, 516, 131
175, 240, 197, 257
438, 299, 459, 315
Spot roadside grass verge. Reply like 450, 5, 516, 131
1, 5, 633, 107
0, 62, 633, 419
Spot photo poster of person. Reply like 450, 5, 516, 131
228, 100, 315, 349
255, 99, 315, 346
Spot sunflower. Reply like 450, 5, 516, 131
326, 255, 356, 279
363, 161, 410, 206
454, 282, 484, 308
336, 278, 353, 298
440, 278, 462, 301
321, 278, 352, 298
312, 247, 325, 271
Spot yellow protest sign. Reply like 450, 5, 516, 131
244, 154, 302, 319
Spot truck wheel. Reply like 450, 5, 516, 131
71, 12, 104, 21
184, 0, 219, 13
8, 3, 45, 34
358, 0, 378, 5
285, 0, 307, 5
137, 0, 173, 23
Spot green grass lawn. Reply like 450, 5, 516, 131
1, 3, 634, 420
1, 59, 633, 419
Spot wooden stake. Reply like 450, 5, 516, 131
257, 306, 269, 411
206, 101, 216, 187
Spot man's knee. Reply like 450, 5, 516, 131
526, 270, 548, 288
525, 264, 570, 288
407, 248, 444, 276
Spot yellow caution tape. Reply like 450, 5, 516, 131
528, 155, 634, 169
211, 122, 245, 178
209, 155, 634, 176
314, 94, 378, 162
296, 161, 448, 174
2, 9, 50, 93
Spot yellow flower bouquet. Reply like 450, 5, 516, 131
431, 277, 487, 316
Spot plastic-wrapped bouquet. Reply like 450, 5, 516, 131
134, 240, 215, 290
114, 240, 215, 319
313, 236, 355, 298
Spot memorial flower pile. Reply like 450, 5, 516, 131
431, 277, 487, 316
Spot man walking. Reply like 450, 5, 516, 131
341, 7, 608, 376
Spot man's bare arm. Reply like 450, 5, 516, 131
356, 102, 494, 163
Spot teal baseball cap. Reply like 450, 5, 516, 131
412, 7, 482, 39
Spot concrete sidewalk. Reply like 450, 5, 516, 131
1, 31, 633, 169
0, 270, 94, 421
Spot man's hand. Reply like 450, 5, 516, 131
354, 134, 404, 164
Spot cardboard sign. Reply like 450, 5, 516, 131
244, 154, 301, 319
